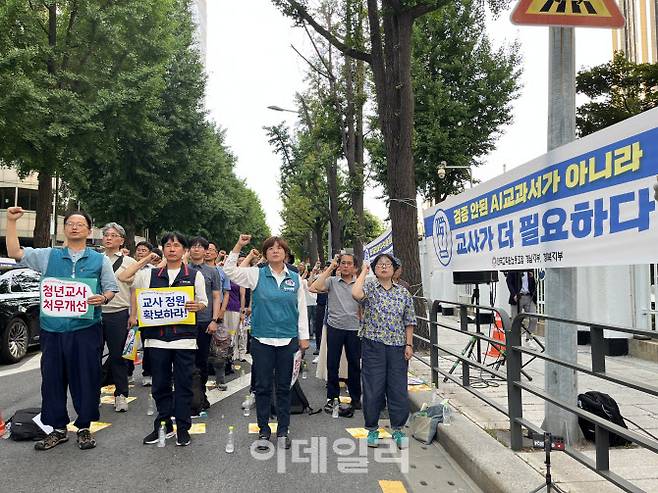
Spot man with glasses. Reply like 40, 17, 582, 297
310, 253, 362, 415
5, 207, 118, 450
100, 222, 137, 411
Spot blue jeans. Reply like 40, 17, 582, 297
40, 324, 103, 430
362, 337, 409, 430
251, 337, 298, 436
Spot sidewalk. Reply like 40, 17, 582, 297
408, 314, 658, 493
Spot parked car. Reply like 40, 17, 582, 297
0, 268, 41, 363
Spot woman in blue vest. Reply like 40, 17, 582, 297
224, 234, 310, 450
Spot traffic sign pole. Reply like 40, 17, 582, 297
542, 26, 582, 446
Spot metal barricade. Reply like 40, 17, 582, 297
411, 296, 658, 493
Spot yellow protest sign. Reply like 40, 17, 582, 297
136, 286, 196, 327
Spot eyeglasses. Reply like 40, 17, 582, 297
102, 233, 122, 239
376, 263, 393, 268
65, 222, 88, 229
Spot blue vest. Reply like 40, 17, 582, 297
41, 247, 104, 333
140, 265, 197, 342
251, 267, 299, 339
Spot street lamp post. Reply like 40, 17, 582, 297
267, 103, 332, 259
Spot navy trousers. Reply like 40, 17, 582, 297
150, 347, 195, 433
195, 321, 212, 400
40, 324, 103, 430
251, 337, 297, 436
101, 309, 130, 397
326, 325, 361, 404
361, 337, 409, 430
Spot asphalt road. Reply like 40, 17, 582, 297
0, 350, 480, 493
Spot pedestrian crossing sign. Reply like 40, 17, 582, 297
511, 0, 625, 28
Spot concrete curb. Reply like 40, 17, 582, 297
409, 390, 545, 493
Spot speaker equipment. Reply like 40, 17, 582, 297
452, 270, 499, 285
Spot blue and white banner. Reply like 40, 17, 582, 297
363, 228, 393, 262
423, 107, 658, 272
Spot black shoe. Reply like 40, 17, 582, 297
277, 433, 291, 450
176, 429, 191, 446
34, 429, 69, 451
313, 350, 319, 355
76, 428, 96, 450
256, 430, 272, 451
143, 424, 175, 444
323, 399, 335, 414
338, 404, 355, 418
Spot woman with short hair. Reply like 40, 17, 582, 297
223, 234, 310, 450
352, 253, 417, 450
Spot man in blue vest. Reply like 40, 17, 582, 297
5, 207, 119, 451
130, 232, 207, 447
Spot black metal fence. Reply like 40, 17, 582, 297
412, 296, 658, 493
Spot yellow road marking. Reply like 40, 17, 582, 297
345, 427, 392, 439
379, 480, 407, 493
248, 422, 278, 434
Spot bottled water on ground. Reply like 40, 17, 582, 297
441, 399, 453, 425
225, 426, 235, 453
332, 398, 340, 418
147, 393, 155, 416
157, 421, 166, 447
301, 361, 308, 380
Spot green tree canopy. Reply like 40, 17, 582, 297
576, 51, 658, 137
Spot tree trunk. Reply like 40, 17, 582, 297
123, 219, 136, 255
33, 172, 53, 247
314, 220, 325, 264
326, 158, 342, 256
367, 5, 423, 300
33, 3, 58, 247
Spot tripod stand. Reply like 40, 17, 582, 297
529, 432, 564, 493
487, 323, 543, 382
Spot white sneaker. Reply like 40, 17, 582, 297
142, 376, 152, 387
115, 395, 128, 412
242, 392, 256, 409
312, 356, 319, 364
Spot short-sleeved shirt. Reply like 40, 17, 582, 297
102, 252, 137, 313
226, 281, 241, 312
19, 247, 119, 294
189, 262, 220, 323
359, 279, 417, 346
326, 276, 360, 331
216, 266, 231, 296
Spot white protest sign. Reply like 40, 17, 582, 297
40, 277, 97, 319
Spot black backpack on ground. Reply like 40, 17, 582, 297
577, 391, 631, 447
9, 408, 47, 441
290, 380, 321, 415
271, 380, 321, 416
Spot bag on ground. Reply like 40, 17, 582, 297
9, 408, 47, 441
577, 391, 631, 447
